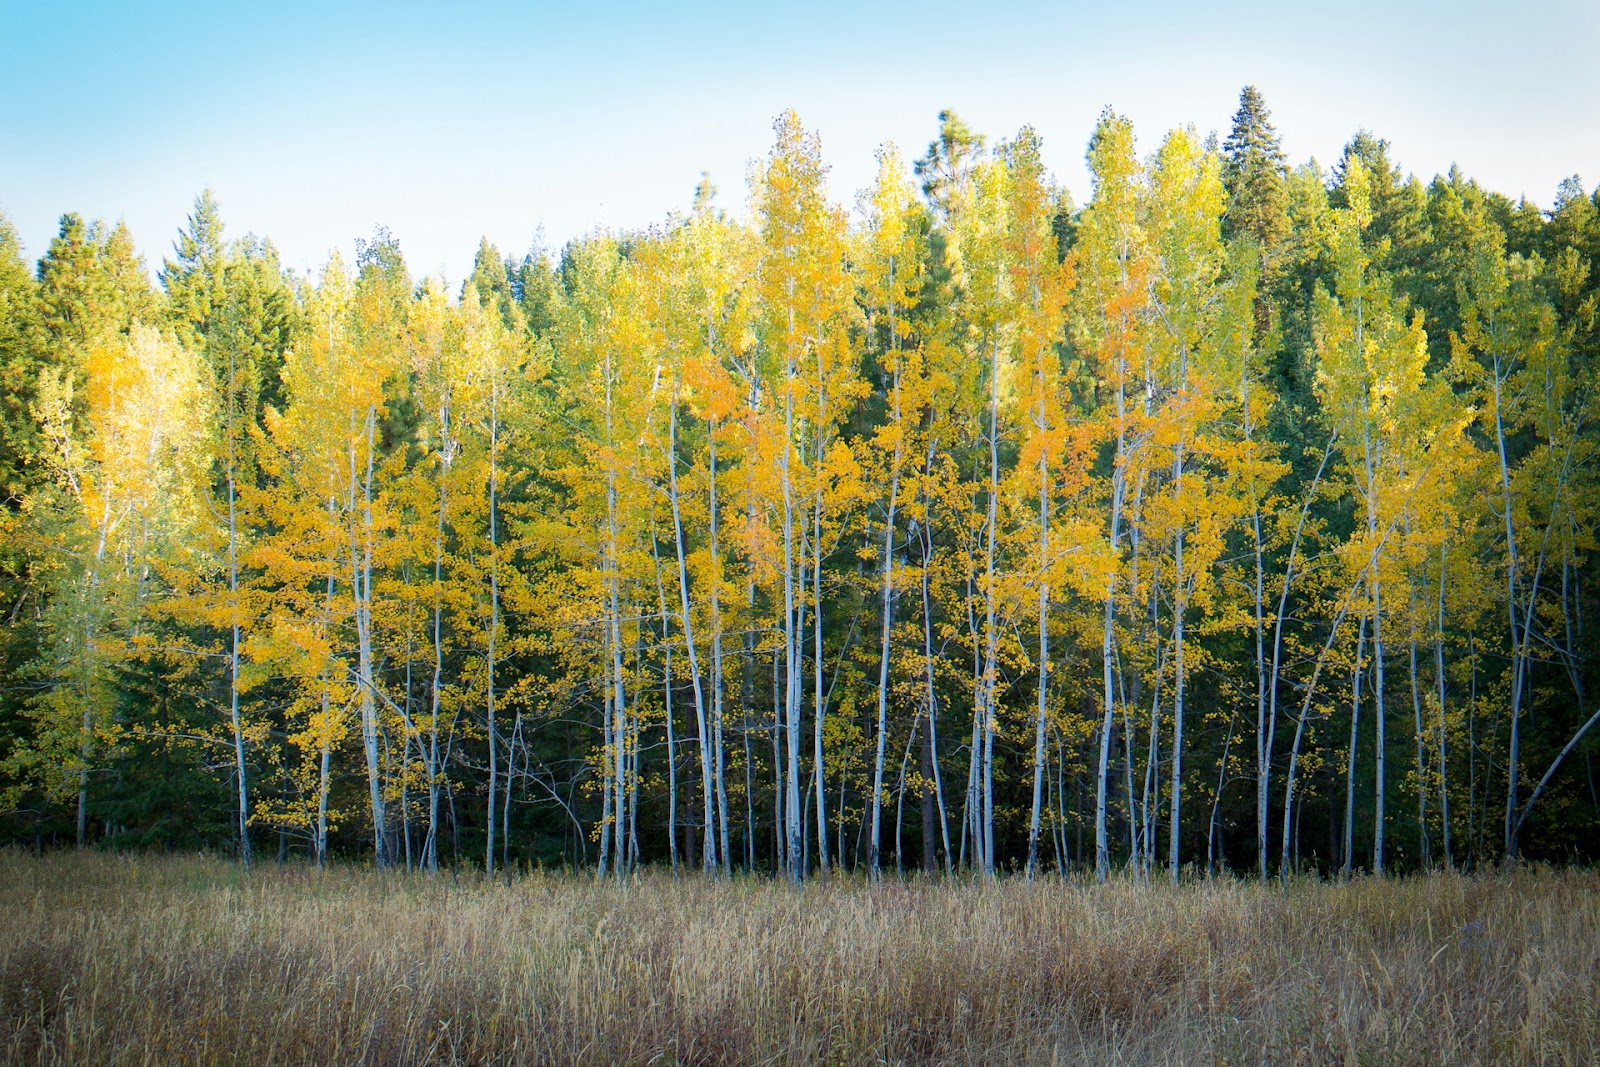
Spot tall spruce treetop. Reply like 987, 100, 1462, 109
37, 214, 156, 349
0, 211, 44, 495
514, 248, 561, 342
466, 238, 520, 332
1334, 131, 1429, 284
1222, 86, 1289, 249
159, 192, 295, 420
160, 190, 226, 339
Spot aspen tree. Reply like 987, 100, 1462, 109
28, 326, 207, 847
1314, 162, 1431, 872
1071, 111, 1150, 880
160, 193, 293, 870
948, 151, 1016, 876
860, 144, 924, 879
751, 112, 855, 879
256, 374, 355, 869
348, 241, 411, 868
682, 188, 753, 872
648, 512, 680, 871
636, 210, 749, 873
1455, 230, 1553, 858
999, 129, 1073, 879
268, 249, 405, 867
1142, 127, 1229, 881
551, 239, 653, 878
403, 281, 466, 873
668, 325, 718, 873
1454, 226, 1597, 855
455, 286, 525, 875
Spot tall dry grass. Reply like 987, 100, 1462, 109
0, 852, 1595, 1065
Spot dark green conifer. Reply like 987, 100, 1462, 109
1222, 86, 1289, 249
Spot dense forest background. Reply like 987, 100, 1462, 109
1, 88, 1596, 879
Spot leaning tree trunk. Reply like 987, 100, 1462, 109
667, 395, 718, 872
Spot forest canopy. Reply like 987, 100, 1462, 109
2, 89, 1597, 880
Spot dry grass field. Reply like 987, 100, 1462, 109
0, 852, 1596, 1065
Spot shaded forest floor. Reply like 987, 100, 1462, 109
1, 853, 1596, 1065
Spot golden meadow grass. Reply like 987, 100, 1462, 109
1, 852, 1596, 1065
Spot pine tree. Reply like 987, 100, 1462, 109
1221, 86, 1289, 250
0, 211, 44, 497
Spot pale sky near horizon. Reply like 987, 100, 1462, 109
3, 1, 1597, 285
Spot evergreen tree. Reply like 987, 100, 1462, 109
514, 244, 561, 342
159, 190, 227, 339
0, 211, 44, 498
36, 214, 156, 351
1221, 86, 1289, 250
915, 110, 985, 221
465, 237, 520, 332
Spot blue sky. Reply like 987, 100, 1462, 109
3, 1, 1597, 283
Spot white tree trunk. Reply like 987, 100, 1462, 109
667, 397, 718, 871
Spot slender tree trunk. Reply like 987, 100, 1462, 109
651, 525, 679, 873
868, 357, 902, 879
963, 562, 981, 872
316, 713, 332, 867
772, 652, 786, 874
315, 545, 337, 870
1126, 492, 1152, 872
1207, 703, 1240, 874
744, 416, 762, 873
353, 407, 388, 869
226, 446, 251, 870
1436, 539, 1452, 867
1365, 430, 1388, 875
401, 642, 413, 870
979, 338, 1001, 876
1407, 519, 1429, 867
426, 413, 452, 874
503, 706, 520, 876
1343, 615, 1367, 877
781, 294, 803, 880
1508, 470, 1593, 844
485, 379, 501, 878
604, 346, 628, 883
1243, 359, 1266, 882
1027, 374, 1050, 879
1142, 632, 1164, 882
1262, 437, 1331, 878
598, 684, 613, 879
1491, 360, 1526, 859
667, 397, 717, 871
1169, 530, 1186, 883
920, 447, 952, 873
708, 425, 731, 873
1513, 705, 1600, 844
1096, 357, 1127, 881
76, 745, 89, 848
626, 682, 640, 870
744, 562, 758, 872
1281, 579, 1361, 882
1168, 337, 1191, 884
894, 719, 917, 877
812, 491, 829, 876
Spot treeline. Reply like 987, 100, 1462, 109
1, 89, 1597, 880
